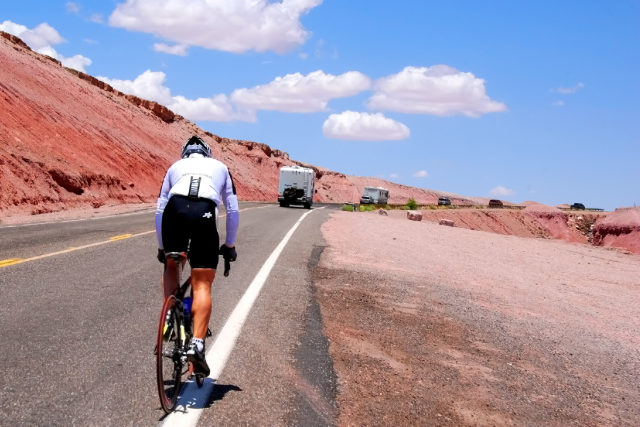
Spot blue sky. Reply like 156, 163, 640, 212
2, 1, 639, 210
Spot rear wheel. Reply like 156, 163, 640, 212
156, 296, 183, 413
195, 374, 205, 387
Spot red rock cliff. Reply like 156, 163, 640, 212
1, 31, 468, 218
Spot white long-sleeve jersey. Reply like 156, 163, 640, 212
155, 154, 239, 249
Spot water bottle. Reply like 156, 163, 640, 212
183, 297, 193, 328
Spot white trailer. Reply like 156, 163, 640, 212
278, 166, 315, 208
360, 186, 389, 204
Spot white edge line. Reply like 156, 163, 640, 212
162, 208, 320, 427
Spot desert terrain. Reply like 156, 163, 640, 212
317, 209, 640, 426
2, 28, 640, 426
2, 30, 639, 255
0, 31, 472, 222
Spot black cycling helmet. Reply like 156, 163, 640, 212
181, 136, 212, 158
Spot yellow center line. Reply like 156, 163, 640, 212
110, 233, 133, 241
0, 230, 155, 268
0, 258, 25, 267
0, 205, 273, 269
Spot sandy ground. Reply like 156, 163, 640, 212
316, 210, 640, 426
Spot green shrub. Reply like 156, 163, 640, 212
342, 204, 354, 212
406, 198, 418, 210
358, 204, 376, 212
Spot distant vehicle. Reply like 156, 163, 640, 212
438, 197, 451, 206
277, 166, 315, 209
360, 186, 389, 204
488, 199, 504, 208
570, 202, 585, 210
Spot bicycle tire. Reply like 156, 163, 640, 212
195, 373, 205, 387
156, 295, 183, 413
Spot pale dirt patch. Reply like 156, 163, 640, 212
316, 210, 640, 426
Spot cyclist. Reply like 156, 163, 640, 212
155, 135, 238, 377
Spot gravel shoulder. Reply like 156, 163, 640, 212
315, 210, 640, 426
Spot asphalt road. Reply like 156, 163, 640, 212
0, 202, 338, 426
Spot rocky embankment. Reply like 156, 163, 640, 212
391, 204, 640, 254
592, 207, 640, 254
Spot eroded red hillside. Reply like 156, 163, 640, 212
2, 32, 638, 254
0, 31, 466, 219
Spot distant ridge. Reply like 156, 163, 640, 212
0, 31, 472, 218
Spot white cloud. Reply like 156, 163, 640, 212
389, 173, 399, 179
231, 70, 371, 113
322, 111, 410, 141
61, 54, 93, 72
1, 21, 64, 50
489, 185, 515, 196
66, 2, 80, 14
0, 20, 92, 72
554, 82, 584, 94
367, 65, 507, 117
413, 170, 428, 178
313, 38, 338, 59
97, 70, 253, 122
109, 0, 323, 54
89, 14, 104, 24
153, 43, 189, 56
169, 95, 255, 122
553, 100, 565, 107
98, 70, 174, 104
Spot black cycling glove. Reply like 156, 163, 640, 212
219, 244, 237, 262
157, 249, 166, 264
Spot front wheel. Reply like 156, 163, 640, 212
156, 296, 183, 413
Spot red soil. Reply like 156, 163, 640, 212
592, 207, 640, 254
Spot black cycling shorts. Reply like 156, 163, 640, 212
162, 195, 219, 269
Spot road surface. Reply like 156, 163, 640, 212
0, 202, 338, 425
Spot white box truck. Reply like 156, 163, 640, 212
278, 166, 315, 208
360, 186, 389, 204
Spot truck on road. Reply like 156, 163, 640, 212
278, 165, 315, 208
360, 186, 389, 205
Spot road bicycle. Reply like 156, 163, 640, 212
155, 251, 231, 413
